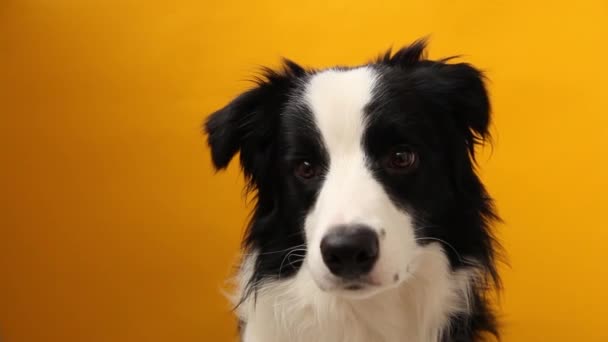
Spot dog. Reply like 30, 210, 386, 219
204, 39, 501, 342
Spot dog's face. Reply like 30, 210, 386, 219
206, 40, 497, 300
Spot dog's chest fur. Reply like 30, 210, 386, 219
236, 245, 474, 342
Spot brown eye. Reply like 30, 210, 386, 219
386, 148, 417, 170
295, 160, 318, 180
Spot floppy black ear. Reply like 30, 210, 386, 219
379, 39, 491, 149
204, 88, 263, 170
435, 62, 491, 145
409, 60, 491, 156
203, 60, 306, 175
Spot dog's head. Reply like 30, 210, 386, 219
205, 40, 498, 300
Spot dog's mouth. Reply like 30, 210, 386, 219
344, 283, 364, 290
339, 278, 381, 291
307, 259, 390, 298
318, 278, 387, 299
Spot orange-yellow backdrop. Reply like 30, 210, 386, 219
1, 0, 607, 341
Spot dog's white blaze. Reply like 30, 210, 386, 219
305, 67, 372, 158
235, 67, 475, 342
303, 67, 417, 294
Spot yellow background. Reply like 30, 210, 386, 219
1, 0, 607, 341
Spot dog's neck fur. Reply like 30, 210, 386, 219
234, 243, 479, 342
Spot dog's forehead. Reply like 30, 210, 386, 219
302, 67, 377, 152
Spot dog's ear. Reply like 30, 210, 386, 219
205, 87, 264, 170
410, 61, 491, 156
433, 62, 491, 146
204, 61, 305, 178
380, 39, 490, 150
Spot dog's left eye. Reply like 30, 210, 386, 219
384, 147, 417, 171
294, 160, 319, 180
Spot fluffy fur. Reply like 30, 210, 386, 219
205, 39, 501, 342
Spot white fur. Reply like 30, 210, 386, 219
236, 245, 474, 342
234, 68, 475, 341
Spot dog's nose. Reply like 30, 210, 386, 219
320, 225, 379, 278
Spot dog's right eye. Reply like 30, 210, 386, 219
294, 160, 319, 180
382, 146, 418, 173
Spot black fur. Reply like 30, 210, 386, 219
205, 39, 501, 341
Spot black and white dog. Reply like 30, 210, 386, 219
205, 39, 501, 342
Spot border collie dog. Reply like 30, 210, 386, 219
204, 39, 501, 342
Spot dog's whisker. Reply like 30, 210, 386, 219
241, 244, 307, 257
414, 237, 475, 266
278, 248, 308, 279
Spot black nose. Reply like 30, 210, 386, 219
320, 225, 379, 278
